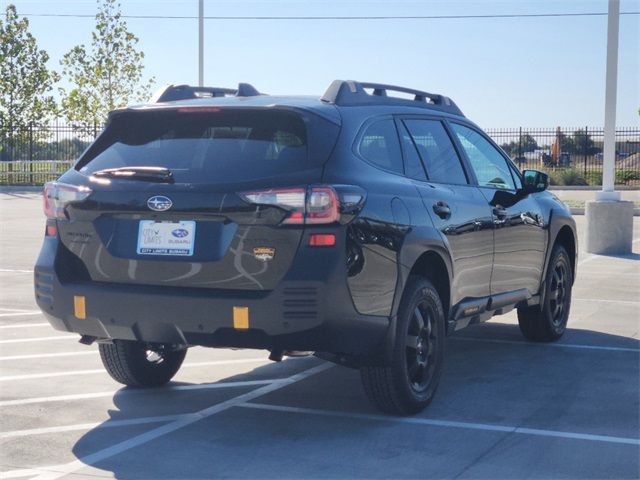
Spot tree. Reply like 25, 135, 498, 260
570, 129, 600, 155
0, 4, 59, 160
501, 133, 539, 158
60, 0, 154, 128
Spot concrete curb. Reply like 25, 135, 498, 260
550, 186, 640, 191
569, 207, 640, 216
0, 186, 42, 193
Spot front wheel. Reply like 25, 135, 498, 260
360, 276, 445, 415
99, 340, 187, 387
517, 245, 573, 341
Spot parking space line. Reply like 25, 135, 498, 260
0, 311, 42, 318
0, 414, 184, 439
238, 403, 640, 446
0, 351, 96, 362
0, 268, 33, 273
0, 335, 73, 344
0, 323, 48, 329
0, 308, 39, 313
0, 379, 282, 407
452, 336, 639, 353
27, 362, 332, 480
574, 298, 640, 305
0, 358, 269, 382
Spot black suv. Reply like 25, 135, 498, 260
35, 80, 577, 414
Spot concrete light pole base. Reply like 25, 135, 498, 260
585, 200, 634, 254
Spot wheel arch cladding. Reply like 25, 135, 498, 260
409, 251, 451, 320
554, 225, 577, 284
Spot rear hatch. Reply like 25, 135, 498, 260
56, 106, 340, 290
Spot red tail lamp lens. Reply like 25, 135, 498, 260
309, 234, 336, 247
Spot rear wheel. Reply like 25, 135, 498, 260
360, 276, 445, 415
99, 340, 186, 387
517, 245, 573, 341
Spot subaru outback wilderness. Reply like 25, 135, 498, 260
35, 80, 577, 414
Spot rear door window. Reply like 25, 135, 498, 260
403, 119, 468, 185
77, 109, 337, 184
357, 119, 404, 174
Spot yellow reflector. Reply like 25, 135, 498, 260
233, 306, 249, 330
74, 295, 86, 320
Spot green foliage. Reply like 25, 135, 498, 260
548, 169, 588, 186
59, 0, 154, 128
500, 133, 538, 157
584, 171, 602, 186
616, 170, 640, 184
0, 4, 59, 155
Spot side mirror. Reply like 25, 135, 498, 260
522, 169, 549, 193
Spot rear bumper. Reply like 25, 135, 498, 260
34, 236, 389, 357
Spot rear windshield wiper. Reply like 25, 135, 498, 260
91, 166, 174, 183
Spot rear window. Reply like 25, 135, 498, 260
77, 109, 337, 183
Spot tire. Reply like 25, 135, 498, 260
360, 276, 445, 415
99, 340, 187, 387
517, 244, 573, 342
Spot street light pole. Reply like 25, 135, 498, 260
597, 0, 620, 201
198, 0, 204, 87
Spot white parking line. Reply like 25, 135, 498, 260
0, 379, 282, 407
0, 335, 73, 344
0, 268, 33, 273
0, 308, 39, 313
0, 414, 183, 439
0, 351, 96, 362
574, 298, 640, 305
0, 357, 269, 382
27, 362, 332, 480
0, 322, 48, 329
238, 402, 640, 446
0, 311, 42, 318
452, 336, 639, 353
0, 350, 98, 362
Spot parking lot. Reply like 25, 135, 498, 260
0, 190, 638, 479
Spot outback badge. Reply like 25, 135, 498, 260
253, 247, 275, 262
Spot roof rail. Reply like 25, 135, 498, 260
151, 83, 261, 103
320, 80, 463, 116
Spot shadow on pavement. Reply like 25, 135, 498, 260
70, 324, 639, 479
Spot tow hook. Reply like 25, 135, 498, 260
78, 335, 97, 345
268, 350, 284, 362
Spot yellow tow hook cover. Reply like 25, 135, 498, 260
233, 306, 249, 330
74, 295, 86, 320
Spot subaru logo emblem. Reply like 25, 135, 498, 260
147, 196, 172, 212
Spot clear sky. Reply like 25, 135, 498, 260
7, 0, 640, 128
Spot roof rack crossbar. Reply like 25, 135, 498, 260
321, 80, 463, 116
152, 83, 261, 103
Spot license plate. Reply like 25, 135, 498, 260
137, 220, 196, 256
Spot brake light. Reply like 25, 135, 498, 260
43, 182, 92, 219
239, 186, 340, 225
306, 187, 339, 224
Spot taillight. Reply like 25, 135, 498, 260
239, 186, 343, 225
43, 182, 92, 219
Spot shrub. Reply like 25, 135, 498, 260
549, 169, 588, 186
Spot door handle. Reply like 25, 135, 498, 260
433, 201, 451, 219
492, 206, 507, 219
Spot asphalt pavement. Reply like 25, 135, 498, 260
0, 191, 638, 479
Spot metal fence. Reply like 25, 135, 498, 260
485, 127, 640, 186
1, 123, 639, 185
